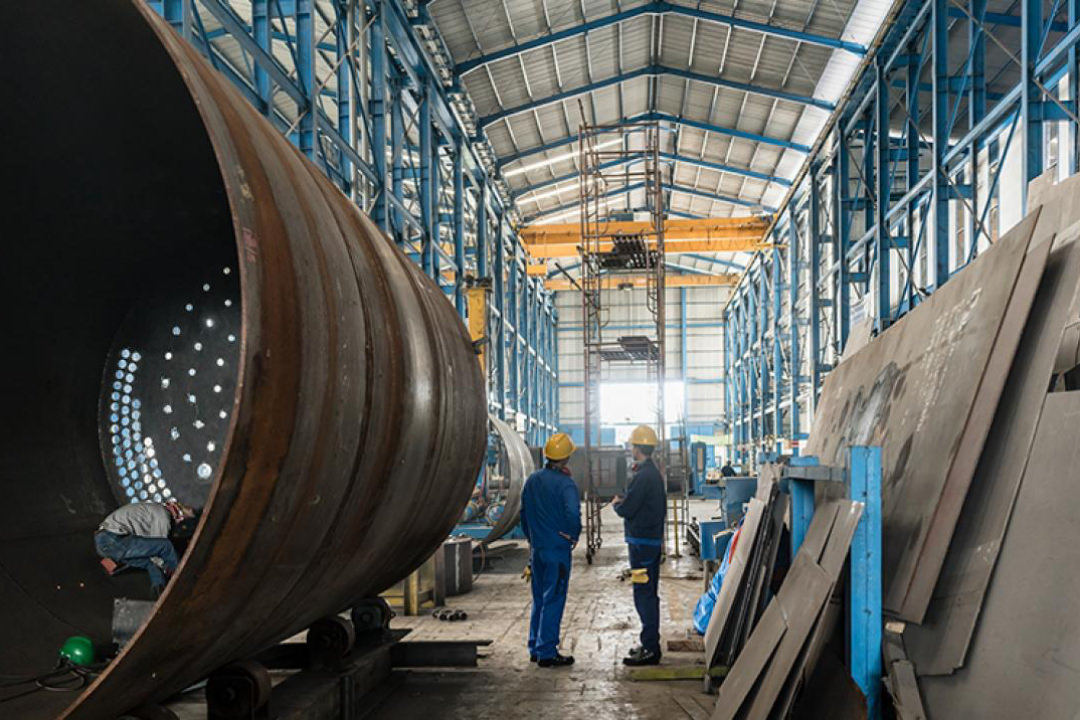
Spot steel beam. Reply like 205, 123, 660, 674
497, 111, 808, 170
477, 66, 831, 131
511, 152, 792, 200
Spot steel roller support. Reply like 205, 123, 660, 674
1, 3, 486, 718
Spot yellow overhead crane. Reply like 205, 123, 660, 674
520, 216, 772, 259
544, 274, 741, 290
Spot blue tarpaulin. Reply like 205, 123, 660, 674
692, 520, 742, 635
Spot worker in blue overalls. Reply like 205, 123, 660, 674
520, 432, 581, 668
613, 424, 667, 666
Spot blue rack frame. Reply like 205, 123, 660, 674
146, 0, 559, 445
787, 446, 883, 719
724, 0, 1080, 467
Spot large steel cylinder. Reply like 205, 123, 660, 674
484, 418, 534, 543
1, 3, 486, 718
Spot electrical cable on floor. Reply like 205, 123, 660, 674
0, 660, 93, 703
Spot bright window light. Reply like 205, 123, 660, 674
600, 381, 685, 436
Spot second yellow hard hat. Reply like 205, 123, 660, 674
628, 424, 659, 447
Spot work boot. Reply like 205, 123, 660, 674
537, 653, 574, 668
529, 654, 537, 663
623, 648, 661, 666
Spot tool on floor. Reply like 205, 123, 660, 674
618, 567, 650, 584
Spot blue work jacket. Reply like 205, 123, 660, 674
614, 457, 666, 545
521, 465, 582, 551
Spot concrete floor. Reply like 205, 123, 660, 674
365, 500, 722, 720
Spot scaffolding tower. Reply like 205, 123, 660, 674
579, 120, 667, 564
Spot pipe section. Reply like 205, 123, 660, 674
0, 3, 486, 717
484, 418, 534, 543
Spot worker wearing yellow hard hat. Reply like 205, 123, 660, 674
520, 432, 581, 668
612, 424, 667, 666
543, 432, 575, 461
627, 424, 659, 447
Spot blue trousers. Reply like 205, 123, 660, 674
95, 531, 178, 590
629, 542, 662, 654
528, 547, 572, 660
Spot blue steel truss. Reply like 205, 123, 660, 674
512, 153, 792, 200
454, 1, 866, 77
476, 66, 834, 131
148, 0, 558, 444
724, 0, 1080, 467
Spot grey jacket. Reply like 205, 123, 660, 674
98, 503, 172, 538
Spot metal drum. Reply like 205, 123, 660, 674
0, 3, 486, 717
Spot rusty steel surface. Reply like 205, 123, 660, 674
920, 391, 1080, 719
0, 3, 486, 718
906, 228, 1080, 675
804, 211, 1046, 623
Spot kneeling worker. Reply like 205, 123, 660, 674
520, 432, 581, 668
613, 424, 667, 666
95, 500, 196, 596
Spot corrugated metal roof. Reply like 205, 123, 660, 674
431, 0, 882, 236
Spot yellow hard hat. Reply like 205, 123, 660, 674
629, 424, 658, 447
544, 433, 576, 461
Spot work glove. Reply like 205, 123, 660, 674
522, 563, 532, 583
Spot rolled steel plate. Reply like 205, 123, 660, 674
484, 417, 534, 543
0, 3, 486, 718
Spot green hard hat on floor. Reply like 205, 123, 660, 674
59, 635, 95, 667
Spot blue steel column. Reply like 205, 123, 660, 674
508, 249, 520, 422
163, 0, 192, 40
390, 86, 405, 238
477, 183, 489, 278
453, 142, 466, 317
545, 298, 551, 433
932, 0, 951, 286
295, 0, 316, 159
739, 294, 750, 465
336, 4, 353, 196
1022, 0, 1044, 210
369, 4, 389, 232
969, 0, 987, 251
1070, 0, 1080, 176
680, 288, 689, 424
494, 217, 507, 419
849, 445, 884, 719
722, 314, 732, 460
523, 275, 533, 441
875, 60, 892, 326
749, 275, 760, 457
788, 210, 801, 447
420, 88, 435, 276
552, 302, 560, 429
834, 132, 851, 349
252, 0, 270, 110
808, 171, 823, 413
771, 247, 782, 456
906, 51, 921, 308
